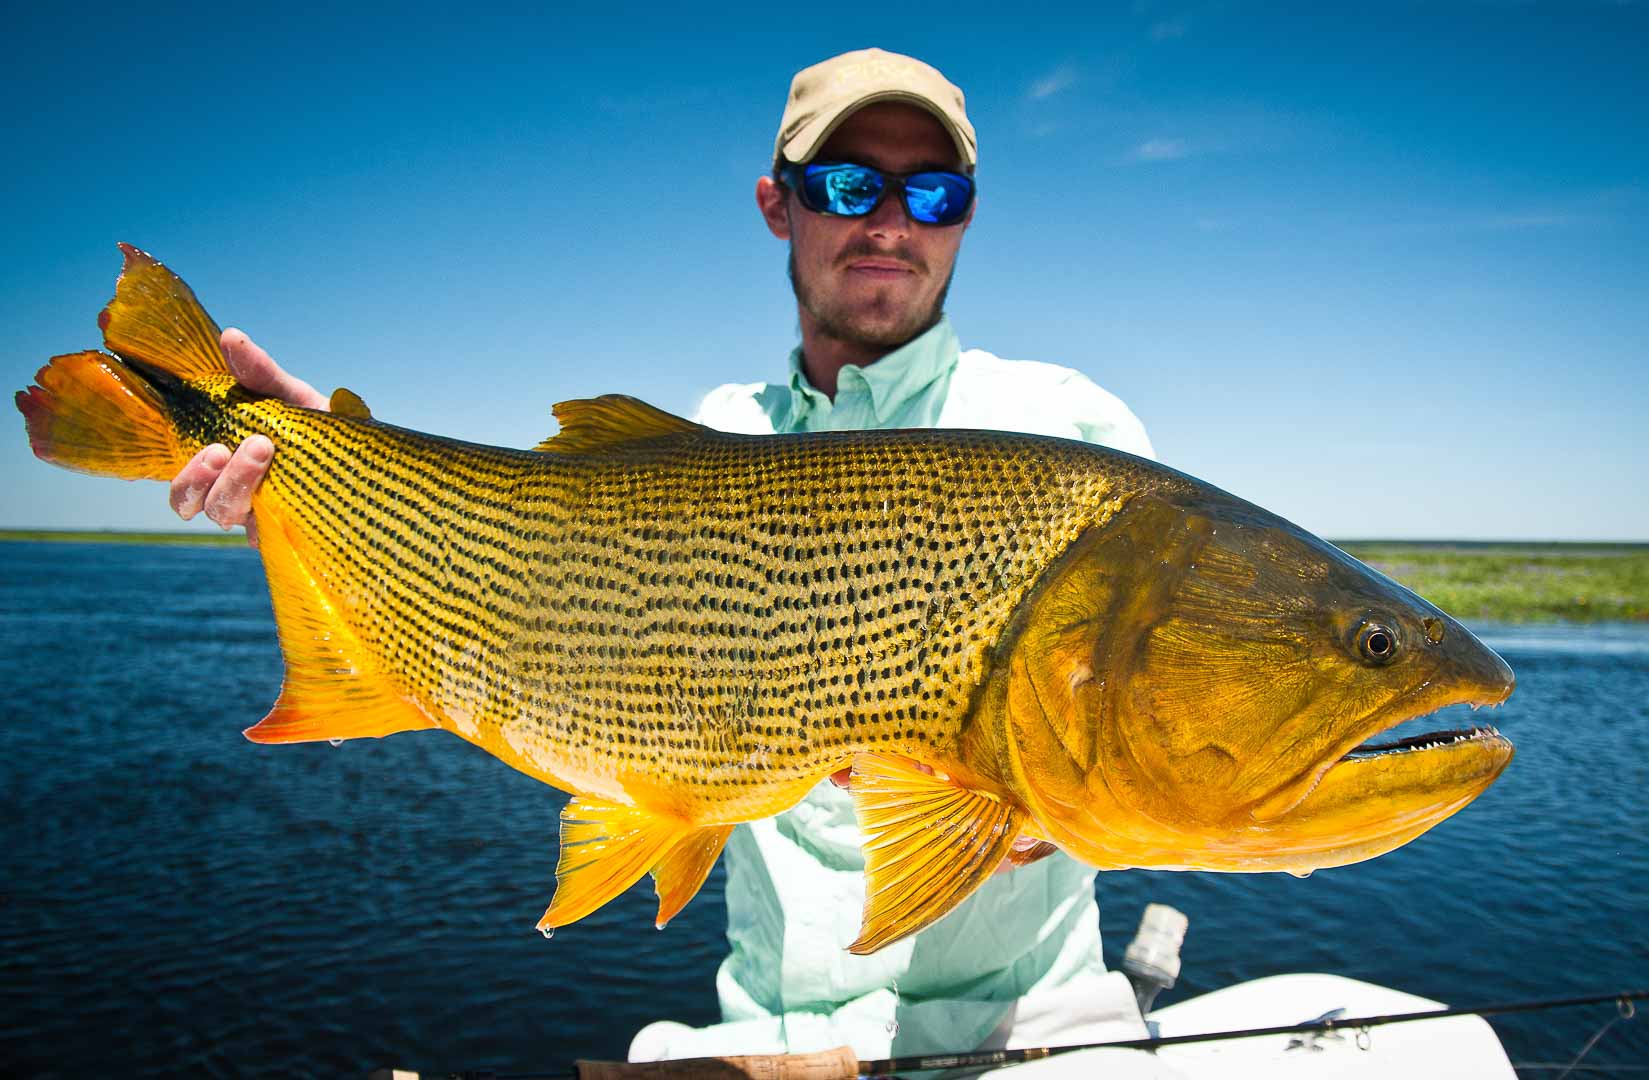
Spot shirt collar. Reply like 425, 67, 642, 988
785, 316, 961, 423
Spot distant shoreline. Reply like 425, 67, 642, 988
5, 530, 1645, 623
0, 529, 245, 547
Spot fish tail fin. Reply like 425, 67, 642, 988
15, 243, 234, 480
15, 351, 186, 480
97, 242, 232, 381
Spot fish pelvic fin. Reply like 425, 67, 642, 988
847, 753, 1027, 955
538, 798, 697, 932
243, 496, 437, 744
652, 824, 734, 929
97, 244, 230, 381
16, 351, 186, 480
534, 395, 704, 454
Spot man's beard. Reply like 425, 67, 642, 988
788, 247, 955, 351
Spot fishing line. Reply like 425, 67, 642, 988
1549, 995, 1636, 1080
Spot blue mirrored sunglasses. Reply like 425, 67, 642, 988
779, 161, 975, 226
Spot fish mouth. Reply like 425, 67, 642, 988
1335, 664, 1515, 768
1247, 681, 1514, 863
1251, 668, 1514, 824
1342, 723, 1506, 761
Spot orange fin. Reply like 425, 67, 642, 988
1007, 839, 1059, 868
847, 753, 1026, 955
97, 243, 229, 380
537, 798, 692, 931
243, 496, 436, 744
534, 395, 703, 453
651, 824, 733, 929
15, 351, 183, 480
329, 387, 371, 419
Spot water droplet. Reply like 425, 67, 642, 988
1288, 869, 1314, 879
328, 738, 343, 748
539, 926, 555, 940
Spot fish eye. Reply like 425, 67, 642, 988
1357, 622, 1400, 665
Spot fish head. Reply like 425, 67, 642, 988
979, 484, 1514, 873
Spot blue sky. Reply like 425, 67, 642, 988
5, 3, 1645, 539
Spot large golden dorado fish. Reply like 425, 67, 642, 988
17, 246, 1514, 953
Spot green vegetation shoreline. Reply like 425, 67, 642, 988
1338, 541, 1649, 624
1, 529, 245, 547
4, 531, 1645, 623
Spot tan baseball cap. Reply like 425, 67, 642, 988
773, 48, 977, 171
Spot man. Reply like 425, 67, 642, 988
633, 50, 1155, 1061
166, 46, 1155, 1064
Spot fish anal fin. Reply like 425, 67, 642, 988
329, 387, 372, 419
98, 243, 229, 381
243, 495, 435, 745
538, 799, 693, 931
534, 395, 703, 454
847, 753, 1027, 955
652, 824, 734, 929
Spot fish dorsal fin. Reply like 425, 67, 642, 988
329, 387, 372, 419
534, 395, 704, 453
847, 753, 1027, 955
98, 243, 230, 380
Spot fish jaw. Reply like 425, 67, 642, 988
1244, 725, 1514, 870
963, 482, 1518, 875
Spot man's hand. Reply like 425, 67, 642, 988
168, 328, 329, 546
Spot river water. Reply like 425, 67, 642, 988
2, 541, 1644, 1076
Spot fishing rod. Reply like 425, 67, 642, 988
372, 987, 1645, 1080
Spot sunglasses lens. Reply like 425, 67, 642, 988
804, 164, 884, 215
904, 172, 973, 224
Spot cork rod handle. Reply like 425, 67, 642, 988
576, 1046, 860, 1080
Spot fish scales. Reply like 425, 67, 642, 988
19, 246, 1516, 951
498, 430, 1131, 820
215, 392, 1138, 821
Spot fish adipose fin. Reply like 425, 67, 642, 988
847, 753, 1027, 955
16, 351, 185, 480
243, 498, 437, 744
534, 395, 704, 454
537, 798, 695, 932
98, 243, 231, 380
329, 387, 372, 419
651, 824, 734, 929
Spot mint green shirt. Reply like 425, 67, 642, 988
696, 316, 1154, 457
647, 319, 1156, 1061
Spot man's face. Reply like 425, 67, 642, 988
758, 102, 974, 353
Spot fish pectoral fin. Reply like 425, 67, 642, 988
651, 824, 734, 929
243, 497, 437, 744
1006, 839, 1060, 868
847, 752, 1027, 955
539, 798, 695, 932
534, 395, 704, 454
328, 387, 372, 419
